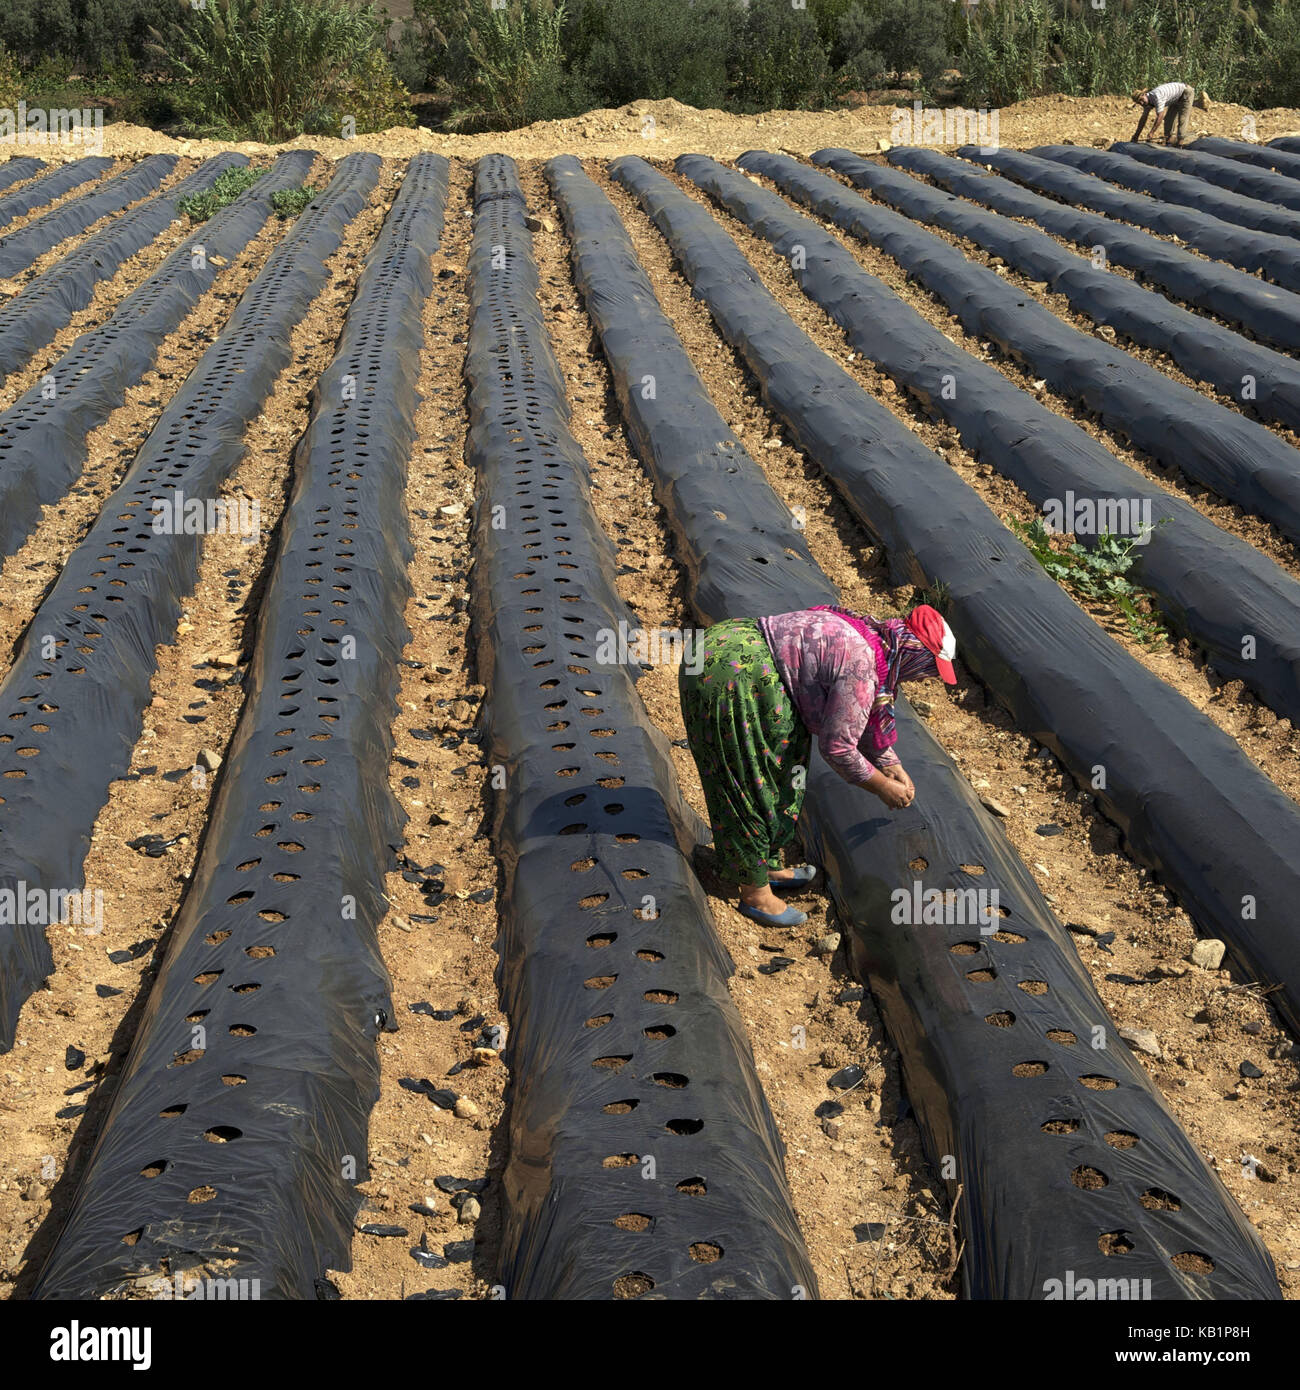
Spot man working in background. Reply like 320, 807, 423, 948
1130, 82, 1209, 145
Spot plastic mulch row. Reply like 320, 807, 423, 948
744, 151, 1300, 544
1031, 144, 1300, 242
1112, 140, 1300, 210
31, 154, 450, 1302
0, 154, 381, 1052
0, 156, 107, 230
551, 153, 1280, 1300
468, 153, 816, 1300
810, 147, 1300, 434
957, 145, 1300, 295
0, 153, 177, 280
613, 151, 1300, 1050
0, 157, 100, 226
0, 153, 250, 380
881, 145, 1300, 356
1193, 137, 1300, 179
672, 153, 1300, 729
0, 150, 317, 564
0, 156, 47, 198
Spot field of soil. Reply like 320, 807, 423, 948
0, 95, 1298, 1302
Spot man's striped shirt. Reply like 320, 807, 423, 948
1145, 82, 1193, 110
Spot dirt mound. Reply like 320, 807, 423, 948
36, 93, 1296, 164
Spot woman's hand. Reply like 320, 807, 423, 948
868, 769, 914, 809
880, 762, 915, 798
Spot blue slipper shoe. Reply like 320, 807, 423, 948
770, 864, 818, 888
738, 902, 808, 928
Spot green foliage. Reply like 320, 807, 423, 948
0, 0, 1293, 138
389, 20, 436, 91
953, 0, 1269, 107
836, 7, 887, 92
0, 0, 178, 74
837, 0, 954, 93
0, 44, 22, 112
270, 182, 318, 218
567, 0, 738, 110
911, 578, 952, 613
176, 163, 264, 220
732, 0, 835, 110
447, 0, 577, 131
956, 0, 1053, 106
306, 46, 415, 136
1009, 515, 1168, 646
1048, 0, 1169, 97
1255, 0, 1300, 105
409, 0, 480, 90
156, 0, 402, 140
807, 0, 860, 68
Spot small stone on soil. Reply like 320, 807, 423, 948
1190, 939, 1227, 970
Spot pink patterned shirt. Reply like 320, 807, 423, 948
758, 610, 901, 786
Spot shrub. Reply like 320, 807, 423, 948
568, 0, 739, 110
731, 0, 834, 109
310, 46, 415, 135
448, 0, 577, 130
157, 0, 397, 140
954, 0, 1266, 107
955, 0, 1053, 106
0, 45, 22, 112
1249, 0, 1300, 106
176, 163, 265, 220
389, 19, 435, 91
415, 0, 482, 85
836, 0, 953, 93
0, 0, 178, 74
809, 0, 861, 70
270, 183, 318, 218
